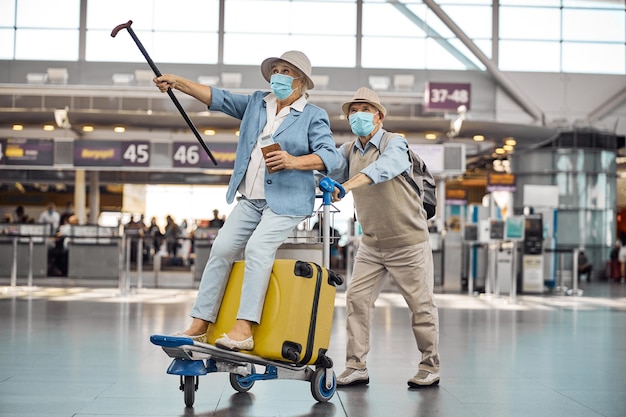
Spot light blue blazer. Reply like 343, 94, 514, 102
210, 88, 339, 216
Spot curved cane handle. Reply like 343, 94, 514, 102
111, 20, 133, 37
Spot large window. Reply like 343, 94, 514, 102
1, 0, 80, 60
0, 0, 624, 74
499, 0, 625, 74
223, 0, 356, 67
362, 0, 490, 70
86, 0, 219, 64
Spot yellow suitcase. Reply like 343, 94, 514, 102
206, 259, 342, 365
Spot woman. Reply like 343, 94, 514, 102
154, 50, 338, 351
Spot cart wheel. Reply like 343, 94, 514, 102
229, 364, 256, 393
181, 375, 197, 407
311, 368, 336, 402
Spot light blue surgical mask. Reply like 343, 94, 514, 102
270, 73, 297, 100
349, 112, 376, 137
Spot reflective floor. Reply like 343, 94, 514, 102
1, 277, 625, 417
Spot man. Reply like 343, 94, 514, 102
38, 202, 60, 235
578, 249, 592, 282
329, 87, 440, 388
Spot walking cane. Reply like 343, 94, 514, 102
111, 20, 218, 166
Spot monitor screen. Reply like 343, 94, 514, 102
524, 217, 543, 240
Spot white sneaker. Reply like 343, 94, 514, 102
407, 370, 440, 387
337, 368, 369, 386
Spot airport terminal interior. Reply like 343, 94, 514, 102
2, 1, 626, 416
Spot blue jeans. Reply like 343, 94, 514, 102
190, 198, 305, 323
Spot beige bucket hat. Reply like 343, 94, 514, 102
341, 87, 387, 117
261, 50, 314, 90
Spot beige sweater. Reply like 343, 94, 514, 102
349, 144, 430, 249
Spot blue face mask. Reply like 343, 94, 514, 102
270, 73, 297, 100
349, 112, 376, 137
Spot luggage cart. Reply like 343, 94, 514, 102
150, 177, 345, 406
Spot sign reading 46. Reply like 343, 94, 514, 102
172, 142, 211, 168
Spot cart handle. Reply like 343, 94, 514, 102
318, 177, 345, 206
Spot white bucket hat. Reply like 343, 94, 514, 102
261, 50, 315, 90
342, 87, 387, 117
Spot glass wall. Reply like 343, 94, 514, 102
0, 0, 624, 74
511, 145, 618, 268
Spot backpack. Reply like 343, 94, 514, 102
345, 131, 437, 219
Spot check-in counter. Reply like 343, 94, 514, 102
277, 229, 323, 265
0, 223, 48, 278
193, 226, 324, 281
193, 227, 219, 281
67, 225, 120, 279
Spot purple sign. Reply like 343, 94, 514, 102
172, 142, 234, 168
206, 142, 236, 169
0, 138, 54, 166
121, 141, 151, 167
74, 140, 121, 167
424, 82, 471, 112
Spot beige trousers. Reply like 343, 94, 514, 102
345, 240, 440, 373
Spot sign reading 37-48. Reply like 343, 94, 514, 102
424, 82, 471, 112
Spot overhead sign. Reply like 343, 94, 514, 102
487, 172, 516, 192
0, 138, 54, 166
172, 142, 236, 169
74, 140, 151, 167
74, 140, 121, 167
121, 141, 150, 167
445, 188, 468, 205
410, 144, 444, 173
424, 82, 471, 112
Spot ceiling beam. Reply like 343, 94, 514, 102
422, 0, 545, 124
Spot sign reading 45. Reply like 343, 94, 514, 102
122, 141, 150, 167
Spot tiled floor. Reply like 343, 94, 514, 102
1, 276, 625, 417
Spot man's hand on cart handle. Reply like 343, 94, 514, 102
319, 177, 346, 204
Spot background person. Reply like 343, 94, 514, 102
209, 209, 225, 228
38, 202, 60, 235
49, 214, 79, 276
154, 50, 338, 351
618, 231, 626, 280
328, 87, 440, 388
14, 206, 30, 223
164, 215, 181, 260
578, 249, 592, 282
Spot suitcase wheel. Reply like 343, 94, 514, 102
328, 270, 344, 286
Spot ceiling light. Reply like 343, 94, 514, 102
473, 135, 484, 142
425, 133, 437, 140
504, 137, 517, 146
114, 126, 126, 133
43, 124, 55, 131
12, 124, 23, 131
82, 125, 94, 132
204, 129, 216, 136
503, 144, 514, 152
495, 148, 506, 155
